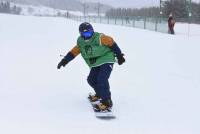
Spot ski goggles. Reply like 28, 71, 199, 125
81, 31, 94, 39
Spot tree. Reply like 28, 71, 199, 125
12, 5, 22, 14
0, 2, 11, 13
0, 1, 21, 15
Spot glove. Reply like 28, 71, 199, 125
57, 59, 68, 69
117, 53, 125, 65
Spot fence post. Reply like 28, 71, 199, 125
122, 17, 124, 25
144, 17, 146, 29
132, 17, 135, 27
115, 17, 117, 25
155, 17, 158, 31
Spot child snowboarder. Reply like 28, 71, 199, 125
57, 22, 125, 111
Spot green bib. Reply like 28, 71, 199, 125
77, 32, 115, 68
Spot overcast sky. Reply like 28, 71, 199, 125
83, 0, 200, 8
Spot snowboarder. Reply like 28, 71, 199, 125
168, 13, 175, 34
57, 22, 125, 111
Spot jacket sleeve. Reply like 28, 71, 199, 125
63, 45, 80, 62
100, 34, 122, 57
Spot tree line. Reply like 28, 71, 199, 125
106, 0, 200, 18
106, 7, 160, 18
162, 0, 200, 18
0, 1, 22, 14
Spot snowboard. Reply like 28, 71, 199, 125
88, 93, 116, 119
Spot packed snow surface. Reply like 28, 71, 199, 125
0, 14, 200, 134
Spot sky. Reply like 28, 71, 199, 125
83, 0, 200, 8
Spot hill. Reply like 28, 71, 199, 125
2, 0, 112, 13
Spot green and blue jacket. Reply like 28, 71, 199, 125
64, 32, 122, 68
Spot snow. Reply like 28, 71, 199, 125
0, 13, 200, 134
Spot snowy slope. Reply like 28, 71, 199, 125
10, 3, 84, 16
0, 14, 200, 134
11, 3, 105, 16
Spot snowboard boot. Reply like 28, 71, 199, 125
88, 94, 101, 105
94, 99, 113, 112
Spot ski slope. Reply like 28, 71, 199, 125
0, 13, 200, 134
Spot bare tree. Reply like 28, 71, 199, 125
82, 2, 89, 17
